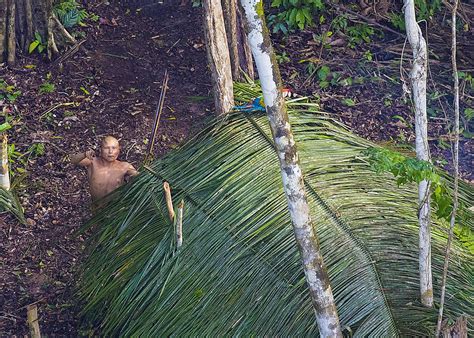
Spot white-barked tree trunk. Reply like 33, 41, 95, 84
239, 0, 342, 336
403, 0, 433, 307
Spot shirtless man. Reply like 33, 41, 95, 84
71, 136, 138, 202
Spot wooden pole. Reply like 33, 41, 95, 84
163, 181, 175, 221
26, 304, 41, 338
176, 200, 184, 247
145, 70, 169, 163
0, 134, 10, 190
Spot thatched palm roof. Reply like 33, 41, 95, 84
80, 85, 473, 336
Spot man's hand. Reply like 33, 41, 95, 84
71, 150, 95, 166
85, 150, 95, 160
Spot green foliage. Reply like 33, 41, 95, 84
346, 24, 375, 48
28, 143, 45, 157
268, 0, 325, 33
0, 188, 25, 224
0, 79, 21, 103
276, 51, 291, 64
54, 0, 88, 28
0, 123, 11, 133
458, 71, 474, 90
300, 62, 354, 89
389, 0, 443, 31
342, 98, 356, 106
363, 147, 472, 226
39, 82, 56, 94
28, 32, 46, 54
79, 84, 474, 336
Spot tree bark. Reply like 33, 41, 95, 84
24, 0, 33, 45
203, 0, 234, 116
222, 0, 240, 80
236, 5, 254, 79
239, 1, 342, 336
403, 0, 433, 308
0, 0, 7, 61
7, 0, 16, 65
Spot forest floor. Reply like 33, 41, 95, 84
0, 1, 473, 335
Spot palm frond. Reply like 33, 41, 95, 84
79, 83, 473, 336
0, 188, 25, 224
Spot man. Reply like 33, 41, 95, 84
71, 136, 138, 202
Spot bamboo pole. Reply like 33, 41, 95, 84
176, 200, 184, 247
163, 181, 175, 221
26, 304, 41, 338
0, 134, 10, 190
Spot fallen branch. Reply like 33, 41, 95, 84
52, 14, 76, 45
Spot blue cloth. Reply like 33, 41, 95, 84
233, 97, 265, 113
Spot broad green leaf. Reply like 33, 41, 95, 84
28, 40, 40, 54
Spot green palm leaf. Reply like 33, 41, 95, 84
0, 187, 25, 223
79, 84, 473, 336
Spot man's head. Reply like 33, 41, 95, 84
100, 136, 120, 162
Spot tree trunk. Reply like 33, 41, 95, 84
436, 0, 460, 335
7, 0, 16, 65
236, 5, 254, 79
222, 0, 240, 80
239, 0, 342, 336
403, 0, 433, 308
0, 0, 7, 61
0, 0, 74, 64
203, 0, 234, 116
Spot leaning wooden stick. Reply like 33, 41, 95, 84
26, 304, 41, 338
163, 181, 175, 221
145, 70, 169, 163
176, 200, 184, 247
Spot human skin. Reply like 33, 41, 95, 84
71, 136, 138, 201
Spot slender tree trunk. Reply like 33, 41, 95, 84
222, 0, 240, 80
0, 0, 7, 60
7, 0, 16, 65
0, 135, 10, 191
435, 0, 460, 335
239, 1, 342, 336
203, 0, 234, 116
403, 0, 433, 307
24, 0, 33, 45
236, 5, 254, 79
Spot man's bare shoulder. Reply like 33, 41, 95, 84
118, 160, 139, 176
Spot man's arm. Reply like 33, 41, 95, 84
70, 150, 94, 166
125, 163, 139, 177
